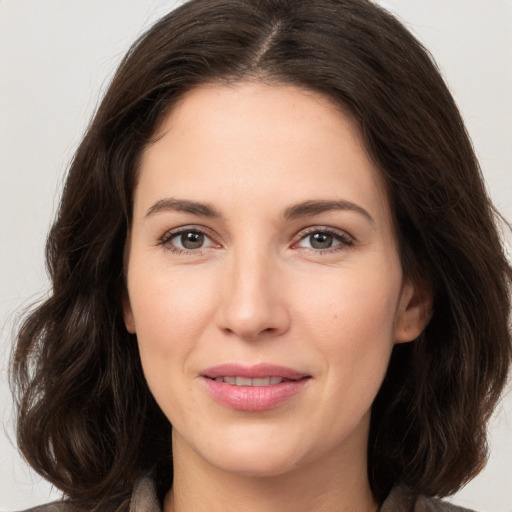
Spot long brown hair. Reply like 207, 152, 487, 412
12, 0, 512, 509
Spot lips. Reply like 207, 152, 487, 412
201, 363, 311, 411
202, 363, 308, 380
211, 376, 287, 386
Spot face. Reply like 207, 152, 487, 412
124, 82, 430, 479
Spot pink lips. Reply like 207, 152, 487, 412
201, 363, 311, 412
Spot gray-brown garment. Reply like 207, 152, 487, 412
380, 484, 475, 512
20, 475, 476, 512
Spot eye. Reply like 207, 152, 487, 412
174, 231, 206, 250
160, 227, 218, 253
303, 232, 338, 250
294, 228, 353, 251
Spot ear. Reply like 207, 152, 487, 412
394, 278, 433, 344
121, 231, 136, 334
122, 296, 136, 334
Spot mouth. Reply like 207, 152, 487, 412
208, 376, 301, 386
201, 364, 311, 411
203, 362, 308, 377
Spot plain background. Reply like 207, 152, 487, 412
1, 1, 511, 510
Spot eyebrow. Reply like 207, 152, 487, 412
283, 199, 374, 225
146, 198, 222, 218
145, 198, 374, 225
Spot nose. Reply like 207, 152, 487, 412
215, 248, 291, 341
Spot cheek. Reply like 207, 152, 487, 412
129, 262, 214, 338
298, 262, 400, 335
296, 264, 401, 386
127, 267, 216, 426
126, 262, 218, 395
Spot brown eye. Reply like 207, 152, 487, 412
179, 231, 205, 249
163, 228, 217, 252
309, 232, 334, 249
295, 228, 353, 252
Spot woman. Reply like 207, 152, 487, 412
10, 0, 511, 511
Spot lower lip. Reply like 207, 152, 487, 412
203, 378, 310, 411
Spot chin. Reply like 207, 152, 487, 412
190, 427, 308, 478
210, 449, 303, 478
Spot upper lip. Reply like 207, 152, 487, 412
201, 363, 309, 380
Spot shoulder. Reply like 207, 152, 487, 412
381, 484, 477, 512
17, 475, 160, 512
19, 504, 74, 512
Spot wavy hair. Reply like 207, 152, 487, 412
11, 0, 512, 509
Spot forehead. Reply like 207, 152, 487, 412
136, 81, 391, 227
150, 81, 363, 160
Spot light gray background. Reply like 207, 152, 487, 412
1, 1, 511, 510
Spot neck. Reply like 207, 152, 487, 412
164, 427, 378, 512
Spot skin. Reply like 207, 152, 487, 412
123, 82, 432, 512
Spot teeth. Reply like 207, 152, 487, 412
236, 376, 252, 386
252, 377, 270, 386
213, 376, 286, 386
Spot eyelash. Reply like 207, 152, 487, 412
158, 226, 355, 255
292, 227, 354, 254
159, 226, 218, 255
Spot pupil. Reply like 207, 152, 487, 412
310, 233, 332, 249
181, 232, 204, 249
